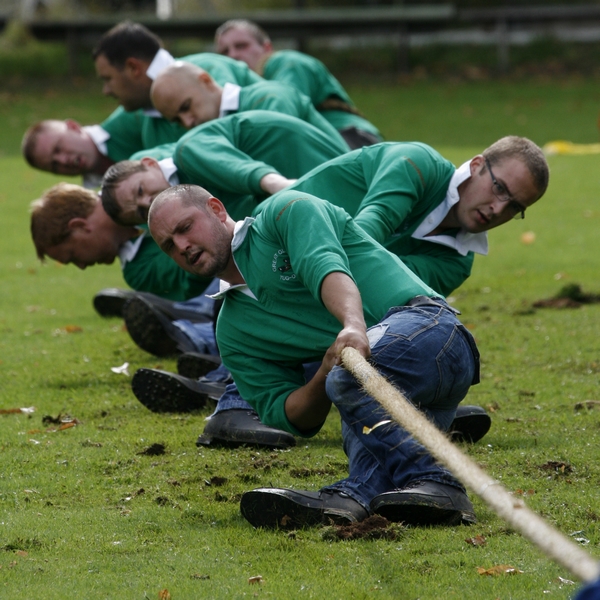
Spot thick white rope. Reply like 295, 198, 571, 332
341, 347, 600, 583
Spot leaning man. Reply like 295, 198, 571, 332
149, 184, 481, 529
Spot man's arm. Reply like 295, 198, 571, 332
285, 271, 370, 431
175, 121, 280, 197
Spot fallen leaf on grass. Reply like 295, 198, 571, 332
0, 407, 35, 415
248, 575, 263, 585
137, 443, 166, 456
63, 325, 83, 333
477, 565, 524, 576
158, 590, 171, 600
58, 422, 77, 431
574, 400, 600, 411
465, 535, 487, 546
27, 429, 42, 434
513, 489, 535, 496
520, 231, 536, 244
110, 362, 130, 376
16, 551, 27, 557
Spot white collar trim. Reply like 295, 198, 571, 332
158, 158, 180, 186
210, 218, 256, 300
83, 125, 110, 156
219, 83, 241, 118
146, 48, 175, 80
411, 159, 488, 256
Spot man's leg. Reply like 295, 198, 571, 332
241, 303, 479, 529
325, 304, 478, 523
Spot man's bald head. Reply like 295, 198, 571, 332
151, 62, 222, 129
149, 183, 213, 226
149, 184, 235, 279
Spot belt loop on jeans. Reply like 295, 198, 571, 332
405, 295, 460, 315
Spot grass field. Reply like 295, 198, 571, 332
0, 75, 599, 599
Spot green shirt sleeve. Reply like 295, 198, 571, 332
174, 120, 277, 197
264, 50, 352, 106
261, 194, 355, 304
101, 107, 146, 162
353, 145, 443, 244
239, 82, 349, 151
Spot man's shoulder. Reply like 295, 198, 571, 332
269, 49, 321, 68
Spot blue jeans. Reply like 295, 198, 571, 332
322, 302, 479, 510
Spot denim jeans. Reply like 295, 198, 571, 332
322, 302, 479, 510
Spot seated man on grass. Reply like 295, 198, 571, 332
100, 110, 349, 226
215, 19, 382, 149
29, 182, 295, 449
150, 61, 348, 149
148, 184, 481, 529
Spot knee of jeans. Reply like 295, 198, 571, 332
326, 365, 360, 408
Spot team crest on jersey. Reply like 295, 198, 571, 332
272, 249, 296, 281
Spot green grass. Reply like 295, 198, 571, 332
1, 76, 600, 598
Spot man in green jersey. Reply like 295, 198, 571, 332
215, 19, 382, 149
282, 136, 549, 296
100, 110, 348, 226
150, 61, 348, 149
29, 182, 296, 448
148, 184, 481, 529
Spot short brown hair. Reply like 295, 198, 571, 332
21, 120, 60, 169
483, 136, 549, 199
100, 160, 147, 222
30, 183, 98, 260
215, 19, 271, 46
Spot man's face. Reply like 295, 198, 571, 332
152, 76, 219, 129
94, 53, 151, 111
215, 27, 271, 72
45, 222, 120, 270
113, 163, 170, 225
150, 199, 232, 278
455, 156, 540, 233
32, 122, 100, 176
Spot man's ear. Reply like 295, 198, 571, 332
207, 196, 228, 221
124, 57, 147, 79
140, 156, 159, 170
67, 217, 90, 232
470, 154, 485, 176
198, 71, 214, 87
65, 119, 82, 132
